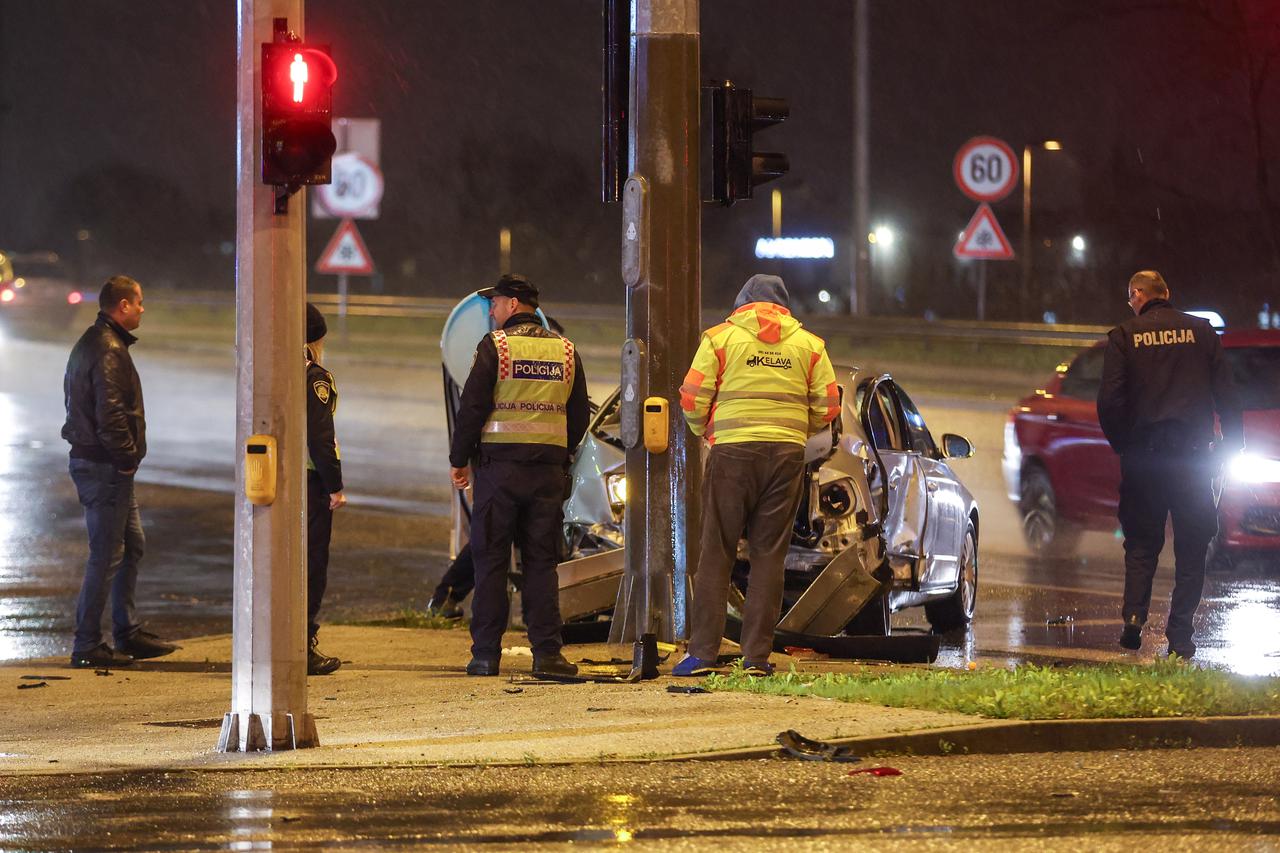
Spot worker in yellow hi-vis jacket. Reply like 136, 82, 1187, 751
673, 274, 839, 678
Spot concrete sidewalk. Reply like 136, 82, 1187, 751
1, 626, 977, 774
6, 625, 1280, 775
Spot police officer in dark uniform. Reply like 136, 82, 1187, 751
305, 303, 346, 675
1097, 271, 1242, 658
448, 275, 589, 677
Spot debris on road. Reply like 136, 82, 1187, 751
776, 730, 861, 763
20, 675, 69, 681
848, 766, 902, 777
17, 681, 47, 690
503, 687, 524, 694
1046, 615, 1074, 626
666, 685, 709, 695
783, 646, 830, 661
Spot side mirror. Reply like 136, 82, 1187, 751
941, 433, 975, 459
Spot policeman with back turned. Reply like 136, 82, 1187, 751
448, 275, 589, 678
1097, 270, 1242, 659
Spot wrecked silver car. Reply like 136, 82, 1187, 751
443, 295, 979, 662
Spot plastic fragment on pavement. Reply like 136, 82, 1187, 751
502, 646, 533, 657
16, 682, 47, 690
783, 646, 830, 660
667, 685, 709, 694
1046, 615, 1074, 626
503, 687, 524, 694
776, 730, 861, 763
848, 766, 902, 777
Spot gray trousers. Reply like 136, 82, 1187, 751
688, 442, 806, 662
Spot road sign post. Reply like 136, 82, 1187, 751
316, 219, 374, 338
953, 138, 1018, 320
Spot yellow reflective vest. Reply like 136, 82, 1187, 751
680, 302, 839, 446
481, 328, 576, 447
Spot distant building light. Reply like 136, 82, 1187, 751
873, 225, 895, 247
754, 237, 835, 260
1187, 309, 1226, 330
1043, 140, 1063, 151
818, 289, 832, 304
1043, 311, 1057, 324
1071, 235, 1086, 252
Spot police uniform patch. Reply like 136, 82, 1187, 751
313, 380, 331, 404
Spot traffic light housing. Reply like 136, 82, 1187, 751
710, 80, 789, 206
261, 35, 337, 190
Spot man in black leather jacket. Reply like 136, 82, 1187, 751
1097, 270, 1243, 659
62, 276, 177, 668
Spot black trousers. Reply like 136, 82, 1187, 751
433, 543, 475, 603
307, 472, 333, 641
469, 457, 565, 659
1118, 449, 1218, 644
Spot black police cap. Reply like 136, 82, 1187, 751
478, 274, 539, 308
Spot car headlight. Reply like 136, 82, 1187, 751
1227, 452, 1280, 484
818, 478, 855, 519
605, 472, 627, 506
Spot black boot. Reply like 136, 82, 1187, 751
308, 635, 341, 675
466, 656, 500, 676
1119, 614, 1143, 651
427, 592, 465, 620
532, 653, 578, 678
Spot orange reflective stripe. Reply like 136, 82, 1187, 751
680, 369, 706, 412
808, 350, 821, 381
824, 381, 840, 421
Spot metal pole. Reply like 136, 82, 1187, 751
1021, 144, 1032, 319
219, 0, 316, 753
337, 272, 349, 340
610, 0, 701, 661
499, 226, 512, 275
850, 0, 870, 316
772, 189, 782, 239
977, 261, 987, 321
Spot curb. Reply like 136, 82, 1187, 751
672, 714, 1280, 762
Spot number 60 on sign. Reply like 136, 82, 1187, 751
953, 137, 1019, 202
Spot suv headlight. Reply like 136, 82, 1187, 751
818, 478, 856, 519
1228, 453, 1280, 485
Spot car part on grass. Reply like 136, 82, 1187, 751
776, 730, 862, 763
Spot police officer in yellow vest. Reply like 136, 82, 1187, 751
449, 275, 590, 678
673, 275, 839, 677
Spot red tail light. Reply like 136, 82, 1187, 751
67, 291, 83, 305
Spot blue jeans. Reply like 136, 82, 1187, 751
69, 459, 143, 653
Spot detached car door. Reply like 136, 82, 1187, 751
860, 377, 929, 585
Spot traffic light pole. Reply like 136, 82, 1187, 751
609, 0, 701, 671
218, 0, 316, 752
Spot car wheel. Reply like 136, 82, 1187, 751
925, 524, 977, 633
1020, 467, 1081, 556
1206, 534, 1235, 574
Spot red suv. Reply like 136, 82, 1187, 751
1003, 330, 1280, 567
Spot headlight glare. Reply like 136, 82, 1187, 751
606, 473, 627, 506
1228, 452, 1280, 485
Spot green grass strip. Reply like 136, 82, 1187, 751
703, 660, 1280, 720
341, 608, 468, 630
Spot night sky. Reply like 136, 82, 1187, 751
0, 1, 1276, 323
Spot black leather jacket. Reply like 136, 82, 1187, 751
62, 313, 147, 470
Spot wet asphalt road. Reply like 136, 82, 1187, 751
2, 330, 1278, 673
1, 748, 1277, 849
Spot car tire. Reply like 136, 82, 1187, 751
925, 523, 977, 633
1020, 466, 1081, 556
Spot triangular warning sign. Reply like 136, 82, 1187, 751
316, 219, 375, 275
954, 203, 1015, 260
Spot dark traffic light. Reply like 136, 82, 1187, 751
261, 26, 337, 192
709, 80, 789, 206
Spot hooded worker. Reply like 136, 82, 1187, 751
673, 274, 840, 677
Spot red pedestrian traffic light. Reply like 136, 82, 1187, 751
261, 32, 337, 190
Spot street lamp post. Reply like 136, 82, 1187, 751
1020, 140, 1061, 316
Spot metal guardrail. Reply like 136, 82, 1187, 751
163, 291, 1109, 348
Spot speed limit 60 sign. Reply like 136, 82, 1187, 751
953, 137, 1019, 202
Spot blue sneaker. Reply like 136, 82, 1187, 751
741, 659, 775, 676
671, 654, 719, 677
